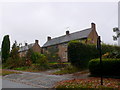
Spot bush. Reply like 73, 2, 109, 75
68, 41, 98, 68
89, 58, 120, 76
102, 51, 120, 58
4, 57, 26, 69
68, 40, 120, 69
36, 54, 49, 69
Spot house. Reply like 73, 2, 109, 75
42, 23, 98, 62
18, 40, 41, 57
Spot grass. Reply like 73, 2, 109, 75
0, 69, 21, 76
55, 78, 120, 88
52, 65, 80, 75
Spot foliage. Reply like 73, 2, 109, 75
4, 57, 26, 69
102, 51, 120, 58
55, 78, 120, 88
89, 58, 120, 76
3, 41, 27, 69
1, 35, 10, 63
10, 41, 20, 59
26, 49, 34, 63
36, 54, 48, 68
68, 40, 98, 68
29, 52, 49, 70
53, 65, 79, 75
113, 27, 120, 41
45, 46, 60, 62
68, 40, 120, 69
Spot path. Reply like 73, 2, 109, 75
2, 69, 90, 88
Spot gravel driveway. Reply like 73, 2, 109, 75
2, 69, 89, 88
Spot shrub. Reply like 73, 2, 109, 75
36, 54, 49, 69
4, 57, 26, 69
68, 41, 98, 68
68, 40, 120, 69
89, 58, 120, 76
30, 52, 49, 70
102, 51, 120, 58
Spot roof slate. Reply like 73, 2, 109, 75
42, 28, 92, 47
18, 43, 34, 52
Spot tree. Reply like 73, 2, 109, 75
1, 35, 10, 63
10, 41, 19, 59
113, 27, 120, 40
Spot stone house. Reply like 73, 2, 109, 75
42, 23, 98, 62
18, 40, 41, 57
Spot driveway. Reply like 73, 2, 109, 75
2, 69, 89, 88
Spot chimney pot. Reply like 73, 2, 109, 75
66, 31, 70, 35
47, 36, 51, 41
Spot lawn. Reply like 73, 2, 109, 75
0, 69, 21, 76
55, 78, 120, 88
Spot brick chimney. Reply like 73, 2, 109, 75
47, 36, 51, 41
66, 31, 70, 35
35, 40, 38, 44
91, 22, 96, 31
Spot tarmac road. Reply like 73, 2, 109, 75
2, 79, 38, 88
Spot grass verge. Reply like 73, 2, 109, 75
1, 69, 21, 76
52, 65, 80, 75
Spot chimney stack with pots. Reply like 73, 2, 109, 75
47, 36, 51, 41
91, 22, 96, 31
35, 40, 39, 44
66, 31, 70, 35
25, 43, 28, 46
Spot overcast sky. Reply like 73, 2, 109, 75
0, 1, 118, 48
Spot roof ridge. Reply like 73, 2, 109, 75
50, 28, 91, 40
42, 28, 92, 47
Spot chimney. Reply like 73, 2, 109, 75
47, 36, 51, 41
91, 22, 96, 31
35, 40, 38, 44
66, 31, 70, 35
25, 43, 28, 46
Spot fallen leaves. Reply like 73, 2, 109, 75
55, 78, 120, 88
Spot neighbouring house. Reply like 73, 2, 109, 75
18, 40, 41, 57
42, 23, 98, 62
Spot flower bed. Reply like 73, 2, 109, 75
55, 78, 120, 88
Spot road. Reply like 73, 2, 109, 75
2, 69, 89, 88
2, 79, 37, 88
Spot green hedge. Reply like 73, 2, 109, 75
68, 40, 120, 69
89, 58, 120, 76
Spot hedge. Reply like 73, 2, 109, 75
68, 40, 120, 69
89, 58, 120, 76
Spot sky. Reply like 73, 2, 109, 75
0, 1, 119, 48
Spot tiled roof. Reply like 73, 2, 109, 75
18, 43, 34, 52
42, 28, 92, 47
